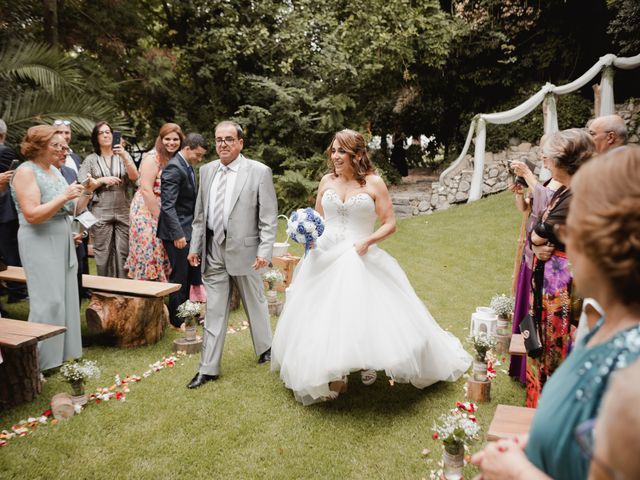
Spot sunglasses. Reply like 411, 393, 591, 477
53, 120, 71, 126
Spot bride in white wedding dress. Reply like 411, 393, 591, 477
271, 129, 471, 405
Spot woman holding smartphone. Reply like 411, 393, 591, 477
78, 121, 138, 278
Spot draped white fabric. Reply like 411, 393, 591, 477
455, 53, 640, 202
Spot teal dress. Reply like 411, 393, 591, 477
525, 318, 640, 479
10, 162, 82, 370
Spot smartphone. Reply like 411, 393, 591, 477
81, 176, 92, 188
9, 159, 20, 170
112, 130, 122, 147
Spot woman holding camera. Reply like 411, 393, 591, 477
79, 121, 138, 278
525, 128, 594, 407
10, 126, 89, 370
471, 146, 640, 480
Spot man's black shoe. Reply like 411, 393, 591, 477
186, 372, 218, 389
258, 348, 271, 364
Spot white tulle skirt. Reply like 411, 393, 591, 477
271, 240, 472, 405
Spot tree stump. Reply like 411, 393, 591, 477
85, 292, 168, 348
466, 379, 491, 403
495, 334, 512, 355
230, 283, 240, 310
172, 336, 203, 354
268, 300, 283, 316
0, 344, 41, 410
51, 393, 75, 420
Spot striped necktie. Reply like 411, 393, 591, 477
212, 165, 228, 244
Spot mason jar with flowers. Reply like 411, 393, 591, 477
177, 299, 203, 342
262, 268, 285, 303
60, 359, 100, 405
490, 293, 514, 336
469, 332, 496, 382
432, 402, 481, 480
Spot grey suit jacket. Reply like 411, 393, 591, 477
190, 154, 278, 276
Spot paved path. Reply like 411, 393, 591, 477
388, 168, 438, 218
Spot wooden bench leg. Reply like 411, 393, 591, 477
0, 344, 42, 410
85, 292, 168, 348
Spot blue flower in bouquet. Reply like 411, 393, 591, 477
286, 208, 324, 254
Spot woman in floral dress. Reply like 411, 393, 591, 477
526, 129, 594, 407
125, 123, 183, 281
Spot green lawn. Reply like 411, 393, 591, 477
0, 191, 526, 479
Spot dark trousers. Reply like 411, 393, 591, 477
163, 240, 194, 327
0, 219, 28, 300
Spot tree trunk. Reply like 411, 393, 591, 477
466, 378, 491, 403
43, 0, 59, 48
0, 344, 41, 411
85, 292, 167, 348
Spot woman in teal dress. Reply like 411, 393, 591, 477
10, 125, 90, 371
471, 146, 640, 480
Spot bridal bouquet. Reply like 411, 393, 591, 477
286, 207, 325, 254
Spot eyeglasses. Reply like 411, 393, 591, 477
98, 129, 111, 135
215, 137, 237, 146
53, 120, 71, 126
574, 418, 620, 479
588, 129, 612, 137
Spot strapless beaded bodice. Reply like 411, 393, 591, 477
321, 189, 377, 242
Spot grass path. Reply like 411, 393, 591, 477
1, 191, 525, 479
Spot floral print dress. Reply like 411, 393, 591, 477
125, 158, 171, 281
526, 188, 576, 407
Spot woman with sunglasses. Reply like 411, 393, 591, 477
525, 128, 594, 408
78, 121, 138, 278
471, 146, 640, 480
9, 125, 95, 371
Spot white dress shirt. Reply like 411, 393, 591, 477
64, 149, 78, 173
207, 155, 241, 232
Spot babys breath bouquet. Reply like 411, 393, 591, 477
263, 268, 284, 291
469, 332, 497, 362
490, 293, 515, 318
432, 402, 481, 453
177, 300, 203, 325
60, 359, 100, 384
286, 207, 325, 255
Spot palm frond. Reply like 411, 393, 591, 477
0, 42, 83, 92
1, 91, 129, 144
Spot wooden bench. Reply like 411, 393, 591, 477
509, 333, 526, 357
0, 266, 181, 348
487, 404, 536, 441
0, 318, 66, 410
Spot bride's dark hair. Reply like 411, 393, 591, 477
326, 129, 375, 186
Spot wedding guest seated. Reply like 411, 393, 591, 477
471, 146, 640, 480
526, 128, 594, 407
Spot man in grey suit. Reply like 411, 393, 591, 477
186, 121, 277, 389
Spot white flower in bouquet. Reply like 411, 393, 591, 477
469, 332, 497, 362
286, 208, 325, 253
176, 300, 203, 323
490, 293, 515, 317
432, 402, 481, 452
60, 359, 100, 384
263, 268, 285, 290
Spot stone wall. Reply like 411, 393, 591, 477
402, 98, 640, 217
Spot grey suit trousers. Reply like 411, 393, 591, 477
199, 234, 272, 376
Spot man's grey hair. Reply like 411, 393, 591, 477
0, 119, 7, 136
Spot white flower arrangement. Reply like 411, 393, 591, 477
432, 402, 481, 453
490, 293, 515, 317
263, 268, 285, 290
286, 208, 325, 253
469, 332, 497, 362
60, 359, 100, 384
176, 300, 203, 324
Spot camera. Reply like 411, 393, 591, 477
511, 156, 537, 187
9, 159, 21, 171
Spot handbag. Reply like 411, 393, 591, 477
520, 313, 543, 359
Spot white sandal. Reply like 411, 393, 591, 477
326, 376, 348, 400
361, 369, 377, 386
